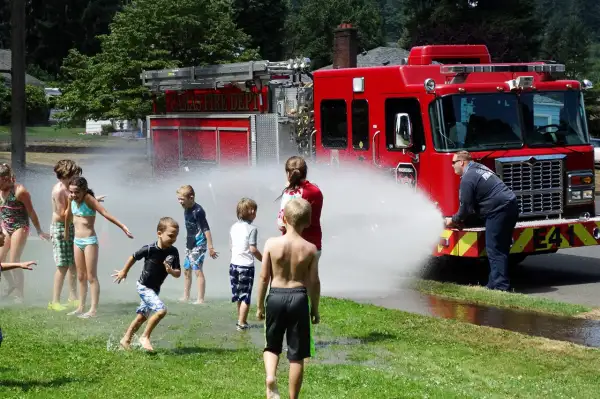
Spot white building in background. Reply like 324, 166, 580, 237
84, 119, 137, 135
44, 87, 140, 136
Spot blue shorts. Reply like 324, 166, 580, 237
136, 282, 166, 317
229, 264, 255, 305
184, 244, 207, 271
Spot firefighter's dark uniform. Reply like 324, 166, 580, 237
451, 162, 519, 291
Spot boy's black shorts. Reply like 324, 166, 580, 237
264, 287, 313, 361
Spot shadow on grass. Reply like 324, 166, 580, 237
356, 331, 397, 344
314, 332, 398, 349
0, 376, 87, 392
168, 346, 240, 356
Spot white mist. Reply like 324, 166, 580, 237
7, 156, 443, 307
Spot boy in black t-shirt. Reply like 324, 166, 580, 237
112, 217, 181, 352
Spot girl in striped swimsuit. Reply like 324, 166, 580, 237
0, 164, 50, 301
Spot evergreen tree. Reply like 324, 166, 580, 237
233, 0, 287, 60
399, 0, 541, 62
285, 0, 384, 68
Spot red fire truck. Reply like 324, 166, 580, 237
141, 43, 600, 264
141, 59, 311, 171
312, 43, 600, 263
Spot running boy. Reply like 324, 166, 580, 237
229, 198, 262, 331
176, 185, 218, 304
112, 217, 181, 352
49, 159, 82, 311
256, 198, 321, 399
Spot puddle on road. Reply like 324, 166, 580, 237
425, 295, 600, 348
350, 289, 600, 348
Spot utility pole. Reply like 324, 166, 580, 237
11, 0, 26, 172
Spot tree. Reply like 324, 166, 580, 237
0, 80, 49, 125
539, 11, 590, 79
399, 0, 542, 62
0, 0, 124, 78
584, 43, 600, 135
233, 0, 287, 60
377, 0, 406, 43
56, 0, 259, 124
284, 0, 385, 69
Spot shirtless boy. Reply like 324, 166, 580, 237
256, 198, 321, 399
49, 160, 82, 310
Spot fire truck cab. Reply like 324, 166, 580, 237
312, 43, 600, 260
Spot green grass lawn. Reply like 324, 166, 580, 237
0, 126, 145, 148
0, 125, 90, 139
415, 279, 595, 318
1, 297, 599, 398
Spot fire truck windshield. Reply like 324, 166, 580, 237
520, 91, 589, 147
431, 91, 590, 151
431, 93, 523, 151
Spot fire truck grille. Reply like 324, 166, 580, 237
497, 157, 564, 217
516, 192, 562, 215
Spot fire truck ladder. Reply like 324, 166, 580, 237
141, 58, 311, 92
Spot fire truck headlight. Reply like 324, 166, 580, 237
516, 76, 534, 89
571, 190, 582, 201
424, 78, 436, 93
583, 190, 594, 200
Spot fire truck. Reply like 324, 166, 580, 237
141, 58, 312, 171
311, 43, 600, 264
141, 43, 600, 264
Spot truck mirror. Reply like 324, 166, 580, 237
394, 113, 413, 148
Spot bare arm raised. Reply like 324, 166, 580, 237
85, 194, 133, 238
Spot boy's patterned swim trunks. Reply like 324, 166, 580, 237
51, 222, 75, 267
136, 282, 166, 317
184, 244, 207, 271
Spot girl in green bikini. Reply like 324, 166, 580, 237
65, 177, 133, 318
0, 164, 50, 301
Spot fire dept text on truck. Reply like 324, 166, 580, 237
167, 91, 263, 113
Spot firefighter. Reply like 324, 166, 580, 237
444, 151, 519, 291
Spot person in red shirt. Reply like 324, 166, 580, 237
276, 156, 323, 261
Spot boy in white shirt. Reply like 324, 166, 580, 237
229, 198, 262, 331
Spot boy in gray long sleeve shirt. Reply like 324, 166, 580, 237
446, 151, 519, 291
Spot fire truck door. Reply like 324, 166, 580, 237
181, 126, 218, 166
217, 126, 251, 166
349, 99, 371, 162
382, 97, 425, 188
150, 125, 179, 172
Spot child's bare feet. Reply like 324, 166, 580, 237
119, 338, 131, 350
78, 311, 96, 319
178, 297, 189, 303
194, 299, 205, 305
2, 285, 16, 298
67, 308, 84, 316
266, 376, 280, 399
139, 336, 154, 351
